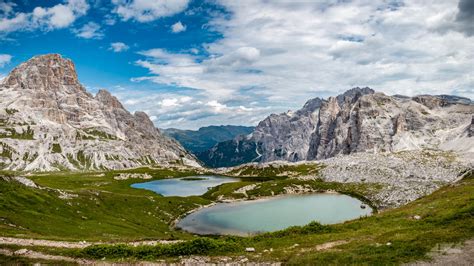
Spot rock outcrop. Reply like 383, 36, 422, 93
0, 54, 198, 171
202, 87, 473, 167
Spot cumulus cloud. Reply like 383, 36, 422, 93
171, 21, 186, 33
112, 0, 189, 22
0, 54, 12, 67
113, 88, 270, 129
0, 0, 89, 35
109, 42, 130, 52
133, 0, 473, 112
73, 22, 103, 39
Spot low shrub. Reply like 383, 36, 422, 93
81, 238, 241, 259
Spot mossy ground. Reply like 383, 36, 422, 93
0, 166, 472, 264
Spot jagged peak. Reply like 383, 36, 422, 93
336, 87, 375, 106
4, 53, 82, 91
95, 89, 125, 109
300, 97, 323, 113
17, 54, 75, 73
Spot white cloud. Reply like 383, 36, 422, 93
0, 0, 89, 34
171, 21, 186, 33
73, 22, 103, 39
109, 42, 129, 52
133, 0, 474, 112
110, 88, 271, 129
0, 54, 12, 67
112, 0, 190, 22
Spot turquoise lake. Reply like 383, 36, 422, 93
130, 175, 239, 197
177, 193, 372, 236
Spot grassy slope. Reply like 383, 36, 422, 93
0, 168, 211, 241
0, 166, 472, 264
68, 174, 474, 264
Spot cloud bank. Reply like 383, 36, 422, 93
129, 0, 473, 129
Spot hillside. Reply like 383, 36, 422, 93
0, 168, 472, 264
0, 54, 199, 171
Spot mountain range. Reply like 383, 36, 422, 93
0, 54, 198, 171
1, 54, 472, 171
162, 125, 254, 153
198, 87, 473, 167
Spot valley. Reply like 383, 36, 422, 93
0, 167, 472, 264
0, 54, 472, 264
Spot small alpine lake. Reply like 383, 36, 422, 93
130, 175, 239, 197
177, 193, 373, 236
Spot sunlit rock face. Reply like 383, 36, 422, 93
202, 87, 473, 167
0, 54, 198, 171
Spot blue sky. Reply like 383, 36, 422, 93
0, 0, 473, 129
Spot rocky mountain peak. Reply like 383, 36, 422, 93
4, 54, 84, 94
336, 87, 374, 107
298, 97, 323, 115
0, 54, 198, 171
95, 89, 124, 109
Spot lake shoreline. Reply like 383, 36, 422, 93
172, 190, 372, 236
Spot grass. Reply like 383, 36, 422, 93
5, 108, 18, 115
0, 126, 34, 140
51, 143, 62, 153
0, 167, 211, 241
0, 167, 472, 264
204, 177, 382, 209
63, 173, 473, 264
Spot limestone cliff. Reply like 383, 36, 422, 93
0, 54, 198, 171
201, 87, 473, 167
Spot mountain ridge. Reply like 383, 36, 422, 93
0, 54, 199, 171
199, 87, 473, 168
163, 125, 254, 153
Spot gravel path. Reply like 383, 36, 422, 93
408, 239, 474, 266
0, 236, 181, 249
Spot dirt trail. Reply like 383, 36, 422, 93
408, 239, 474, 266
0, 236, 181, 249
0, 248, 92, 264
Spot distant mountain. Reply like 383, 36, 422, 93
163, 125, 254, 153
199, 87, 473, 168
0, 54, 199, 171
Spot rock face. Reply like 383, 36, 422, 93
202, 87, 473, 167
198, 96, 324, 167
0, 54, 198, 171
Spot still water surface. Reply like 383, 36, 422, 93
177, 193, 372, 235
130, 175, 239, 197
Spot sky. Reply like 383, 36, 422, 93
0, 0, 473, 130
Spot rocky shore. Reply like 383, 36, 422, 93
301, 150, 471, 208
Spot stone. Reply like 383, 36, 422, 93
245, 247, 256, 252
0, 54, 200, 171
14, 249, 29, 255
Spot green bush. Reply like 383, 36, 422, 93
254, 221, 333, 240
51, 143, 62, 153
81, 238, 240, 259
